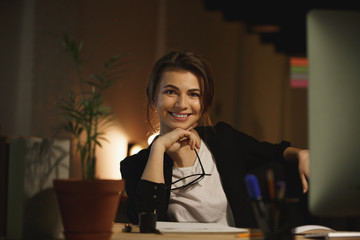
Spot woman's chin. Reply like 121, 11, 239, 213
168, 122, 194, 131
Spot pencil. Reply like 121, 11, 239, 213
266, 168, 275, 200
237, 232, 263, 238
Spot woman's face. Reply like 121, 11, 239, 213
155, 70, 202, 134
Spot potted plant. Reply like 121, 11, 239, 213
52, 34, 124, 240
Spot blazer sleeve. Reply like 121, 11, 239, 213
213, 121, 291, 170
120, 149, 170, 224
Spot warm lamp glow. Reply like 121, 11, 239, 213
147, 133, 159, 146
129, 144, 143, 156
96, 126, 128, 179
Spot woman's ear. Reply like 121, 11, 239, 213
151, 100, 157, 109
151, 102, 160, 115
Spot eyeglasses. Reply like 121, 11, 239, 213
171, 149, 211, 191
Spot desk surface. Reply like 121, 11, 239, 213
111, 223, 308, 240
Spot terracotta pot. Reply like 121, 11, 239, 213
53, 179, 124, 240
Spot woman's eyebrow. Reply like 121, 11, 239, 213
188, 88, 201, 92
163, 84, 178, 89
163, 84, 201, 92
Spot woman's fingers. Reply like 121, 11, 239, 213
300, 173, 309, 193
297, 149, 310, 194
162, 128, 199, 151
177, 129, 197, 150
187, 123, 200, 149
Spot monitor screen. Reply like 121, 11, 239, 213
307, 9, 360, 217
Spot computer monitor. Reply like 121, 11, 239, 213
307, 9, 360, 217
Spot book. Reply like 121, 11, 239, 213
304, 231, 360, 239
4, 137, 70, 239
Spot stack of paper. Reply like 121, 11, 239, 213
156, 221, 248, 234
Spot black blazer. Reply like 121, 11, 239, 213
120, 122, 291, 227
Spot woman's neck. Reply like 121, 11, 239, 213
168, 146, 198, 168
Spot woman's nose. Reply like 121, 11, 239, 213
175, 95, 187, 108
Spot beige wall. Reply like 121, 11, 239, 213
166, 1, 244, 129
238, 33, 307, 147
0, 0, 308, 176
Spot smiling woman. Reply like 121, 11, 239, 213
120, 50, 310, 228
156, 70, 202, 134
146, 51, 214, 132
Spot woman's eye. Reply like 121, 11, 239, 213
165, 89, 175, 94
189, 92, 200, 97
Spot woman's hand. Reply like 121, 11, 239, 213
141, 123, 199, 183
153, 123, 200, 154
297, 149, 310, 193
284, 147, 310, 193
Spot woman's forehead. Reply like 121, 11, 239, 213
159, 70, 201, 88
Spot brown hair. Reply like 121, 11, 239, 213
146, 50, 214, 131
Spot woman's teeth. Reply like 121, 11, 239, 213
171, 112, 189, 118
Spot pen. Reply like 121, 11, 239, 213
276, 181, 286, 200
266, 168, 275, 200
244, 174, 265, 213
274, 181, 286, 230
244, 174, 270, 233
237, 232, 263, 238
244, 174, 262, 200
266, 168, 276, 229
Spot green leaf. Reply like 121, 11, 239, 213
108, 55, 120, 63
86, 80, 101, 88
94, 139, 102, 147
97, 136, 109, 143
78, 41, 83, 55
91, 74, 103, 82
76, 127, 84, 136
53, 33, 127, 180
100, 80, 115, 91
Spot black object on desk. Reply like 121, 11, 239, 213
139, 212, 157, 233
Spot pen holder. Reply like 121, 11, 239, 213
139, 212, 157, 233
250, 199, 292, 240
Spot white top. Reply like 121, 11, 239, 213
168, 141, 235, 226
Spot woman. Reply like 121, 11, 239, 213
120, 50, 309, 227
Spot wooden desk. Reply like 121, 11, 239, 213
111, 223, 308, 240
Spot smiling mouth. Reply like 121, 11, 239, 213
170, 112, 191, 119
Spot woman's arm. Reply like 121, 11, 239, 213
120, 125, 200, 224
141, 126, 200, 182
141, 142, 166, 183
283, 147, 310, 193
